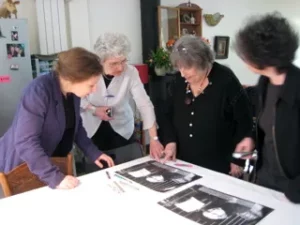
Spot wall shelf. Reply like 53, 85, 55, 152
158, 3, 202, 48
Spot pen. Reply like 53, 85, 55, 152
114, 173, 133, 184
119, 180, 139, 191
174, 163, 193, 168
106, 171, 111, 179
114, 181, 125, 193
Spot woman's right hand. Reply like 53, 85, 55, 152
234, 137, 255, 159
94, 106, 112, 121
56, 175, 80, 189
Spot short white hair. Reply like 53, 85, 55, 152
93, 33, 131, 62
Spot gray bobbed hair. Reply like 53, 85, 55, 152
170, 35, 214, 71
93, 33, 131, 62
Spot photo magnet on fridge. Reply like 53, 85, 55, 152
6, 43, 25, 58
11, 31, 18, 41
10, 64, 19, 70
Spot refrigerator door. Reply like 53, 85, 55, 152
0, 19, 33, 137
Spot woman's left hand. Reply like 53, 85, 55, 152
161, 142, 177, 163
229, 163, 243, 177
94, 153, 115, 168
150, 140, 164, 161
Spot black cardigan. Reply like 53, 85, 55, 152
158, 62, 252, 174
255, 64, 300, 203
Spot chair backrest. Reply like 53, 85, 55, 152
0, 154, 73, 197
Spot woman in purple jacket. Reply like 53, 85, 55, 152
0, 47, 114, 190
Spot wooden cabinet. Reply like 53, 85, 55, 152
178, 3, 202, 37
157, 3, 202, 48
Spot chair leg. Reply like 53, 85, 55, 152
71, 150, 77, 177
0, 185, 4, 199
0, 173, 12, 197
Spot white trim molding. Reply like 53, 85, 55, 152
36, 0, 69, 54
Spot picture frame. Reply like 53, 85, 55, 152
213, 36, 230, 59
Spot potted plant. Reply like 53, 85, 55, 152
147, 47, 171, 76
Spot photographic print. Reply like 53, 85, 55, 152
11, 31, 18, 41
6, 43, 25, 58
158, 184, 274, 225
214, 36, 230, 59
115, 160, 201, 192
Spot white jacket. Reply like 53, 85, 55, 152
80, 65, 156, 139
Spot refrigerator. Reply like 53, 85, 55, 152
0, 19, 33, 137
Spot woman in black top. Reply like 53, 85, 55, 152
234, 12, 300, 203
159, 35, 253, 175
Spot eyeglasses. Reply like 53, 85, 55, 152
108, 59, 128, 68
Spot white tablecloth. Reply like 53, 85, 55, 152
0, 156, 299, 225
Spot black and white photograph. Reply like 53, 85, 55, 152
116, 161, 201, 192
11, 31, 18, 41
158, 185, 274, 225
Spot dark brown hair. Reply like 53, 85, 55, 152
55, 47, 102, 82
234, 12, 298, 74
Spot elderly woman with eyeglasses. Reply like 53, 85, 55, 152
80, 33, 164, 166
158, 35, 253, 176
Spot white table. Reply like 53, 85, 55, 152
0, 156, 299, 225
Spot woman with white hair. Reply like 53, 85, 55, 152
159, 35, 253, 176
80, 33, 164, 166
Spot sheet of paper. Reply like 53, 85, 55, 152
175, 197, 205, 213
159, 184, 274, 225
116, 161, 202, 192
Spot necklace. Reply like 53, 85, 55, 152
186, 75, 208, 96
186, 66, 212, 95
184, 67, 212, 105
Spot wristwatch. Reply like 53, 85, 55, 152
151, 136, 159, 141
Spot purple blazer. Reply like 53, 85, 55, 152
0, 73, 102, 188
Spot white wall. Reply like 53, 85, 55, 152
67, 0, 91, 50
68, 0, 142, 64
161, 0, 300, 85
14, 0, 39, 54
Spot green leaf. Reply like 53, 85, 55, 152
146, 47, 171, 69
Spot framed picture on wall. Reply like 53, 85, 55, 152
214, 36, 230, 59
